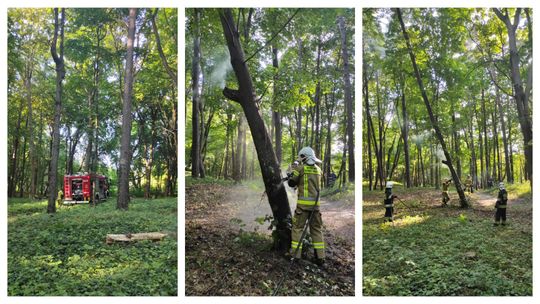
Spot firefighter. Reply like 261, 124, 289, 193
56, 189, 63, 208
494, 182, 508, 226
383, 181, 397, 222
442, 179, 452, 206
465, 175, 473, 193
288, 147, 325, 266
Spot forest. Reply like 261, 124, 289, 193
7, 8, 177, 295
185, 8, 355, 296
363, 8, 532, 296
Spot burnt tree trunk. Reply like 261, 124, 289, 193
219, 9, 291, 251
397, 8, 468, 207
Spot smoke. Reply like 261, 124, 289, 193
410, 131, 430, 147
435, 146, 447, 163
209, 52, 232, 89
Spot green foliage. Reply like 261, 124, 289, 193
363, 188, 532, 296
8, 197, 177, 296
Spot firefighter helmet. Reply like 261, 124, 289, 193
298, 146, 322, 165
499, 182, 505, 190
386, 181, 393, 189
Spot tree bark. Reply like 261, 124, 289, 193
48, 8, 66, 213
272, 44, 282, 165
397, 8, 468, 207
337, 15, 354, 182
220, 9, 291, 252
363, 62, 373, 190
190, 8, 202, 178
9, 98, 24, 197
400, 80, 411, 188
117, 8, 137, 210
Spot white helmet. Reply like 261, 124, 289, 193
386, 181, 393, 189
499, 182, 505, 190
298, 147, 322, 165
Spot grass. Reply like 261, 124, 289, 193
8, 196, 177, 296
363, 184, 532, 296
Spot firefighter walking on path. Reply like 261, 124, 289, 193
465, 175, 473, 193
494, 182, 508, 226
383, 182, 397, 222
442, 179, 452, 206
288, 147, 325, 266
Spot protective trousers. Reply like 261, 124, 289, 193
384, 206, 393, 222
495, 207, 507, 225
291, 207, 325, 259
442, 191, 450, 204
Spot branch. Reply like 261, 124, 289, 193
243, 8, 301, 64
223, 87, 241, 103
151, 8, 178, 88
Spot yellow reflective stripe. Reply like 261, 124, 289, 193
291, 241, 302, 249
498, 205, 507, 209
298, 199, 318, 206
304, 173, 308, 198
313, 242, 325, 249
292, 170, 300, 177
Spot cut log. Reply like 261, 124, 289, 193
106, 232, 167, 244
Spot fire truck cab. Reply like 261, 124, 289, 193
63, 173, 109, 204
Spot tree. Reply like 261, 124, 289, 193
337, 15, 355, 182
48, 8, 66, 214
396, 8, 469, 208
219, 8, 291, 251
190, 8, 202, 178
493, 8, 532, 187
117, 8, 137, 210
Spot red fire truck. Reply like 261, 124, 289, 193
63, 173, 110, 204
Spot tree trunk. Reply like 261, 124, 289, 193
190, 8, 202, 178
481, 89, 491, 186
24, 59, 38, 200
117, 8, 137, 210
397, 8, 468, 207
495, 87, 511, 183
220, 9, 291, 252
9, 99, 24, 197
272, 44, 282, 165
363, 63, 373, 190
48, 8, 66, 214
151, 8, 177, 88
400, 82, 411, 188
337, 15, 354, 182
494, 8, 532, 187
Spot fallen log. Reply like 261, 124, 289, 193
106, 232, 167, 244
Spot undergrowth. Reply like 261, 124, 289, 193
8, 197, 177, 296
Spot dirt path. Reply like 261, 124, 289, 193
186, 182, 355, 296
220, 183, 355, 243
469, 191, 523, 209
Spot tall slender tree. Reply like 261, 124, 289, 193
117, 8, 137, 210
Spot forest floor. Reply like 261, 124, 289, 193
363, 183, 532, 296
185, 178, 355, 296
8, 196, 177, 296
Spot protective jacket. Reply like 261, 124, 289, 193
288, 163, 325, 259
288, 163, 322, 211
